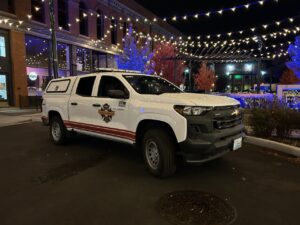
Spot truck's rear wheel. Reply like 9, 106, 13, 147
50, 116, 67, 145
142, 129, 176, 177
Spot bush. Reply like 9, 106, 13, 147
249, 103, 300, 138
249, 108, 277, 137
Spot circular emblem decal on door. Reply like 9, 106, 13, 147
98, 103, 115, 123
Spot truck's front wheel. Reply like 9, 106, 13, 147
142, 129, 176, 177
50, 116, 67, 145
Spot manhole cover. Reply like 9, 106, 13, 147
157, 191, 236, 225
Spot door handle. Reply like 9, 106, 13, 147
71, 102, 78, 106
92, 103, 101, 107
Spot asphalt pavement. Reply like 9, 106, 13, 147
0, 122, 300, 225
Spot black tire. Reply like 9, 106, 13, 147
49, 116, 67, 145
142, 128, 176, 177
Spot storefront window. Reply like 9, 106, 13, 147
0, 36, 6, 57
107, 54, 117, 68
57, 42, 70, 77
92, 51, 107, 71
76, 47, 91, 74
25, 35, 49, 96
0, 74, 7, 101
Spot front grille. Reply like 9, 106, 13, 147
213, 115, 242, 129
213, 105, 239, 111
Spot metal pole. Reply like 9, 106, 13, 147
257, 59, 261, 93
188, 60, 192, 92
173, 59, 176, 84
269, 72, 272, 93
49, 0, 58, 79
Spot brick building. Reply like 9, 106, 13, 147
0, 0, 181, 107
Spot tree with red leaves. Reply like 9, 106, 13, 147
280, 69, 299, 84
194, 62, 216, 91
151, 43, 184, 85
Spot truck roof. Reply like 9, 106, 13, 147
49, 69, 154, 83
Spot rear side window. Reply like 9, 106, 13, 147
46, 79, 70, 93
76, 76, 96, 97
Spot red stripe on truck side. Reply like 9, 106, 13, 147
64, 121, 136, 141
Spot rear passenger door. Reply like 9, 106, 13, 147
68, 75, 97, 126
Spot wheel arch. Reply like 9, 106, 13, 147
135, 119, 178, 147
48, 110, 63, 121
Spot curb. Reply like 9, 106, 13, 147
0, 119, 33, 128
244, 136, 300, 157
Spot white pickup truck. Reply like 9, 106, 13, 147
42, 69, 244, 177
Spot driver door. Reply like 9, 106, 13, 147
89, 75, 134, 143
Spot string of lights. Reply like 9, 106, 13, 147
2, 1, 296, 47
164, 0, 279, 22
1, 1, 297, 60
176, 25, 300, 47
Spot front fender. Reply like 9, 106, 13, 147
133, 113, 187, 143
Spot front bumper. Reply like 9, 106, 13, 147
41, 116, 49, 125
179, 125, 244, 163
178, 106, 244, 163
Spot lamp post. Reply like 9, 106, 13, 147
256, 36, 264, 93
49, 0, 58, 79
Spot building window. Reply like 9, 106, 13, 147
0, 36, 6, 57
123, 22, 128, 38
0, 0, 15, 13
96, 10, 103, 39
122, 22, 128, 47
58, 0, 69, 30
25, 35, 50, 96
57, 42, 71, 77
31, 0, 45, 23
79, 1, 88, 36
0, 74, 8, 101
76, 47, 91, 74
111, 19, 117, 45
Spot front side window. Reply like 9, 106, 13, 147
123, 75, 182, 95
98, 76, 129, 98
76, 76, 96, 97
0, 36, 6, 57
31, 0, 45, 23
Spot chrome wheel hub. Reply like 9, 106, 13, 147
51, 122, 61, 141
146, 140, 160, 170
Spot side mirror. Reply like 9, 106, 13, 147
107, 90, 128, 99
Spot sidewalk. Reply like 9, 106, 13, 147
0, 108, 42, 127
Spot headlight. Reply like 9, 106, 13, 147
174, 105, 213, 116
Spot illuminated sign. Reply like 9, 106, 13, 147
28, 72, 38, 81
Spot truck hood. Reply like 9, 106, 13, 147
141, 93, 239, 107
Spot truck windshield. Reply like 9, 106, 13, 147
123, 75, 182, 95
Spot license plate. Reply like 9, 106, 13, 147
233, 137, 242, 151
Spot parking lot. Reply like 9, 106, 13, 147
0, 122, 300, 225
